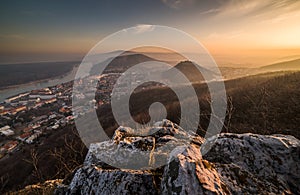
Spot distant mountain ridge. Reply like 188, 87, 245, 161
261, 58, 300, 71
87, 51, 300, 80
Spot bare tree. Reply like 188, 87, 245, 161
49, 127, 86, 179
0, 174, 9, 193
23, 149, 43, 182
225, 96, 234, 133
245, 86, 270, 133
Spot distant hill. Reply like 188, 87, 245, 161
90, 52, 300, 80
217, 58, 300, 80
164, 61, 217, 83
139, 52, 186, 66
218, 67, 261, 80
91, 53, 157, 75
260, 58, 300, 71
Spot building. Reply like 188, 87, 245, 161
23, 123, 40, 133
0, 125, 10, 132
33, 102, 44, 109
25, 132, 41, 144
23, 126, 34, 132
44, 98, 57, 104
11, 105, 27, 115
0, 129, 15, 136
29, 88, 56, 100
4, 92, 29, 103
0, 110, 9, 116
29, 94, 56, 100
19, 100, 29, 105
49, 114, 57, 119
0, 125, 14, 136
17, 132, 32, 142
59, 106, 71, 114
15, 105, 27, 112
51, 124, 59, 130
0, 141, 18, 153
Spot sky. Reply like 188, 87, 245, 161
1, 0, 300, 66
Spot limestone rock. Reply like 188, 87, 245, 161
204, 133, 300, 194
161, 144, 229, 195
67, 168, 158, 195
61, 121, 300, 195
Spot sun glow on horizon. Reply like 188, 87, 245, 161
1, 0, 300, 66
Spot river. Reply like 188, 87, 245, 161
0, 66, 78, 102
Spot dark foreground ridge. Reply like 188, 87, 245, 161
19, 120, 300, 194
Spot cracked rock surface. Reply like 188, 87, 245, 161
57, 120, 300, 195
204, 133, 300, 194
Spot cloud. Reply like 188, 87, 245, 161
134, 24, 155, 34
216, 0, 300, 18
199, 8, 220, 15
261, 11, 300, 24
162, 0, 195, 10
121, 25, 155, 35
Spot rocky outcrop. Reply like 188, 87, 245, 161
65, 168, 157, 194
204, 133, 300, 194
11, 179, 63, 194
161, 144, 229, 194
59, 120, 300, 195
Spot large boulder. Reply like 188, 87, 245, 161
204, 133, 300, 194
66, 167, 158, 194
61, 119, 197, 194
59, 121, 300, 195
161, 144, 229, 194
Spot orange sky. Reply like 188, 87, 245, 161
1, 0, 300, 66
